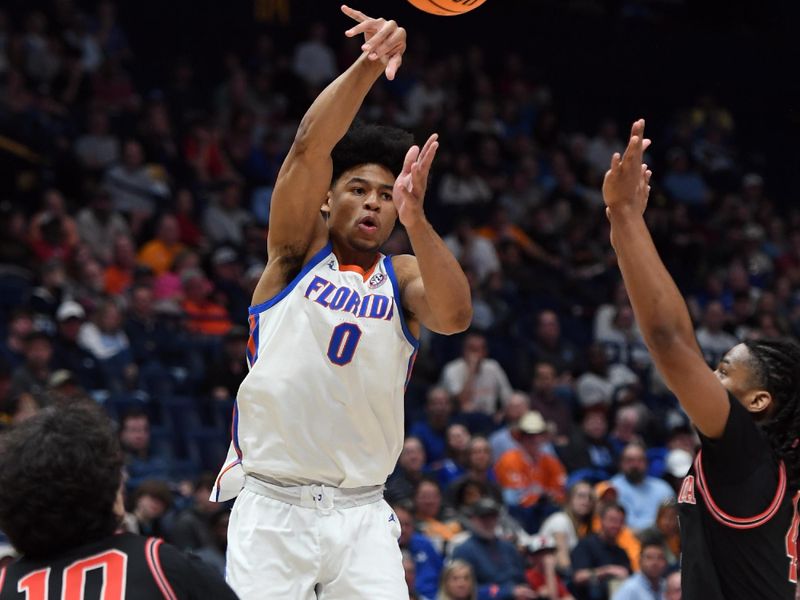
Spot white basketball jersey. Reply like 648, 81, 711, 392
212, 242, 418, 502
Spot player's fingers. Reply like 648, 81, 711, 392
362, 19, 392, 55
369, 27, 405, 61
622, 135, 641, 166
386, 53, 403, 80
609, 152, 622, 170
642, 138, 652, 152
402, 145, 419, 174
418, 141, 439, 173
341, 5, 370, 23
417, 133, 439, 163
345, 21, 373, 37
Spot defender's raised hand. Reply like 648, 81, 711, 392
342, 5, 406, 80
603, 118, 653, 217
393, 133, 439, 228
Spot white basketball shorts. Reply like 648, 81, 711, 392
226, 477, 408, 599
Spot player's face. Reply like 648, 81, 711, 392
325, 164, 398, 253
714, 343, 773, 416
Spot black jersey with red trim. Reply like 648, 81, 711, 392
0, 532, 238, 600
677, 393, 799, 600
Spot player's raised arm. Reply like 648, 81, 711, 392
392, 134, 473, 335
603, 119, 730, 438
261, 7, 407, 282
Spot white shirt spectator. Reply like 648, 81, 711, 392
440, 358, 513, 415
443, 234, 500, 285
695, 327, 738, 366
576, 364, 638, 408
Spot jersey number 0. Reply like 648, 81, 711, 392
326, 323, 362, 366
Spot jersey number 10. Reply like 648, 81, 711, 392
17, 550, 126, 599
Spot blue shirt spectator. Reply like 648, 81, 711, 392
610, 444, 675, 531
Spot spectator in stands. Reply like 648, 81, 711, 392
28, 189, 79, 254
414, 477, 462, 556
489, 391, 529, 462
29, 259, 67, 319
664, 571, 681, 600
127, 479, 172, 538
607, 406, 643, 457
180, 268, 232, 337
594, 304, 649, 372
10, 331, 54, 400
209, 246, 249, 321
526, 310, 580, 378
137, 214, 186, 277
437, 154, 492, 209
494, 411, 566, 533
570, 503, 631, 600
529, 361, 573, 444
386, 436, 428, 504
539, 480, 596, 575
695, 300, 738, 366
395, 502, 444, 600
203, 325, 249, 400
637, 501, 681, 568
103, 234, 137, 295
431, 423, 472, 487
443, 217, 501, 286
611, 540, 668, 600
609, 443, 675, 532
0, 310, 34, 369
104, 138, 169, 225
452, 497, 535, 599
78, 297, 136, 390
410, 386, 454, 466
523, 534, 574, 600
435, 559, 477, 600
74, 108, 120, 171
193, 509, 229, 576
203, 181, 253, 247
455, 436, 499, 490
590, 483, 640, 573
52, 300, 106, 391
440, 331, 513, 417
556, 405, 617, 481
662, 148, 710, 207
170, 473, 218, 551
118, 407, 170, 492
75, 189, 130, 264
291, 22, 336, 87
575, 344, 638, 411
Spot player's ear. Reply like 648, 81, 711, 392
745, 389, 773, 415
320, 190, 332, 216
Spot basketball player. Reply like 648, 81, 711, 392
0, 403, 237, 599
211, 5, 472, 599
603, 119, 800, 599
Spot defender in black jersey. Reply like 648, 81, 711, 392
602, 120, 800, 600
0, 403, 238, 600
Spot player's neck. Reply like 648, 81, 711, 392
331, 243, 381, 271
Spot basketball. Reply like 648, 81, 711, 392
406, 0, 488, 16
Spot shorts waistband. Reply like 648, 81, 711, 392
243, 476, 384, 510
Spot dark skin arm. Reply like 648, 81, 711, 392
603, 119, 730, 438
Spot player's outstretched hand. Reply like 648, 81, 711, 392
342, 5, 407, 80
602, 118, 653, 218
393, 133, 439, 228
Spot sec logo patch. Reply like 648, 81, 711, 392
368, 273, 386, 289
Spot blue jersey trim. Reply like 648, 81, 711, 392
248, 242, 333, 315
383, 255, 420, 350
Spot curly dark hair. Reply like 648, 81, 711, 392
0, 402, 123, 558
743, 338, 800, 487
330, 121, 414, 185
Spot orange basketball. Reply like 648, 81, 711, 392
406, 0, 488, 16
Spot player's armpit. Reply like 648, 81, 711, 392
648, 334, 730, 439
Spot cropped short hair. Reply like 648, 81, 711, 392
0, 402, 123, 558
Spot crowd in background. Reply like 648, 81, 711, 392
0, 1, 792, 598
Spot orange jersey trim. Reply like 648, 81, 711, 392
694, 450, 787, 529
